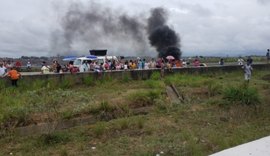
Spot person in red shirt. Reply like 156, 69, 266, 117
6, 67, 21, 87
15, 61, 22, 71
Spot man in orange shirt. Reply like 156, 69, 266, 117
6, 67, 21, 87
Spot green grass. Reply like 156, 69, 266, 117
223, 85, 261, 106
0, 69, 270, 155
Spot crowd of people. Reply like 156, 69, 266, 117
0, 62, 21, 87
0, 51, 269, 87
39, 58, 210, 75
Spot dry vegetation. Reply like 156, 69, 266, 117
0, 69, 270, 156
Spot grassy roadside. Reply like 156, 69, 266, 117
0, 69, 270, 155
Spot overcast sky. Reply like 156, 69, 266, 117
0, 0, 270, 57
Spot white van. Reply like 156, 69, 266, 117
73, 57, 95, 72
96, 56, 118, 65
73, 56, 118, 72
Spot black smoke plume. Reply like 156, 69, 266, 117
51, 1, 148, 56
147, 8, 182, 60
51, 2, 182, 58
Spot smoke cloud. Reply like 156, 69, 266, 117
51, 1, 182, 59
50, 1, 148, 56
147, 8, 182, 60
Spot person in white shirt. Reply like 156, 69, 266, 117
41, 62, 50, 74
0, 63, 7, 77
144, 61, 150, 69
242, 63, 253, 83
238, 57, 244, 65
27, 62, 31, 68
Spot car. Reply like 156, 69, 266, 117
73, 55, 118, 72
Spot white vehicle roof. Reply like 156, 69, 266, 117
97, 56, 117, 59
76, 57, 97, 61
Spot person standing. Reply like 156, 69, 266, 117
15, 61, 22, 71
6, 61, 12, 72
41, 62, 50, 74
6, 67, 21, 87
138, 59, 143, 70
0, 63, 7, 77
142, 59, 146, 69
247, 56, 253, 65
219, 58, 224, 65
266, 49, 270, 64
237, 57, 244, 65
26, 61, 32, 71
242, 63, 253, 83
160, 59, 165, 78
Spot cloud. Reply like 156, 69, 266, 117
257, 0, 270, 4
0, 0, 269, 58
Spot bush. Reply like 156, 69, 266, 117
128, 90, 161, 107
223, 86, 260, 106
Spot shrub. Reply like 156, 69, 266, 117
223, 86, 260, 106
128, 90, 161, 107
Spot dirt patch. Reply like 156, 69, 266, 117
192, 87, 208, 97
